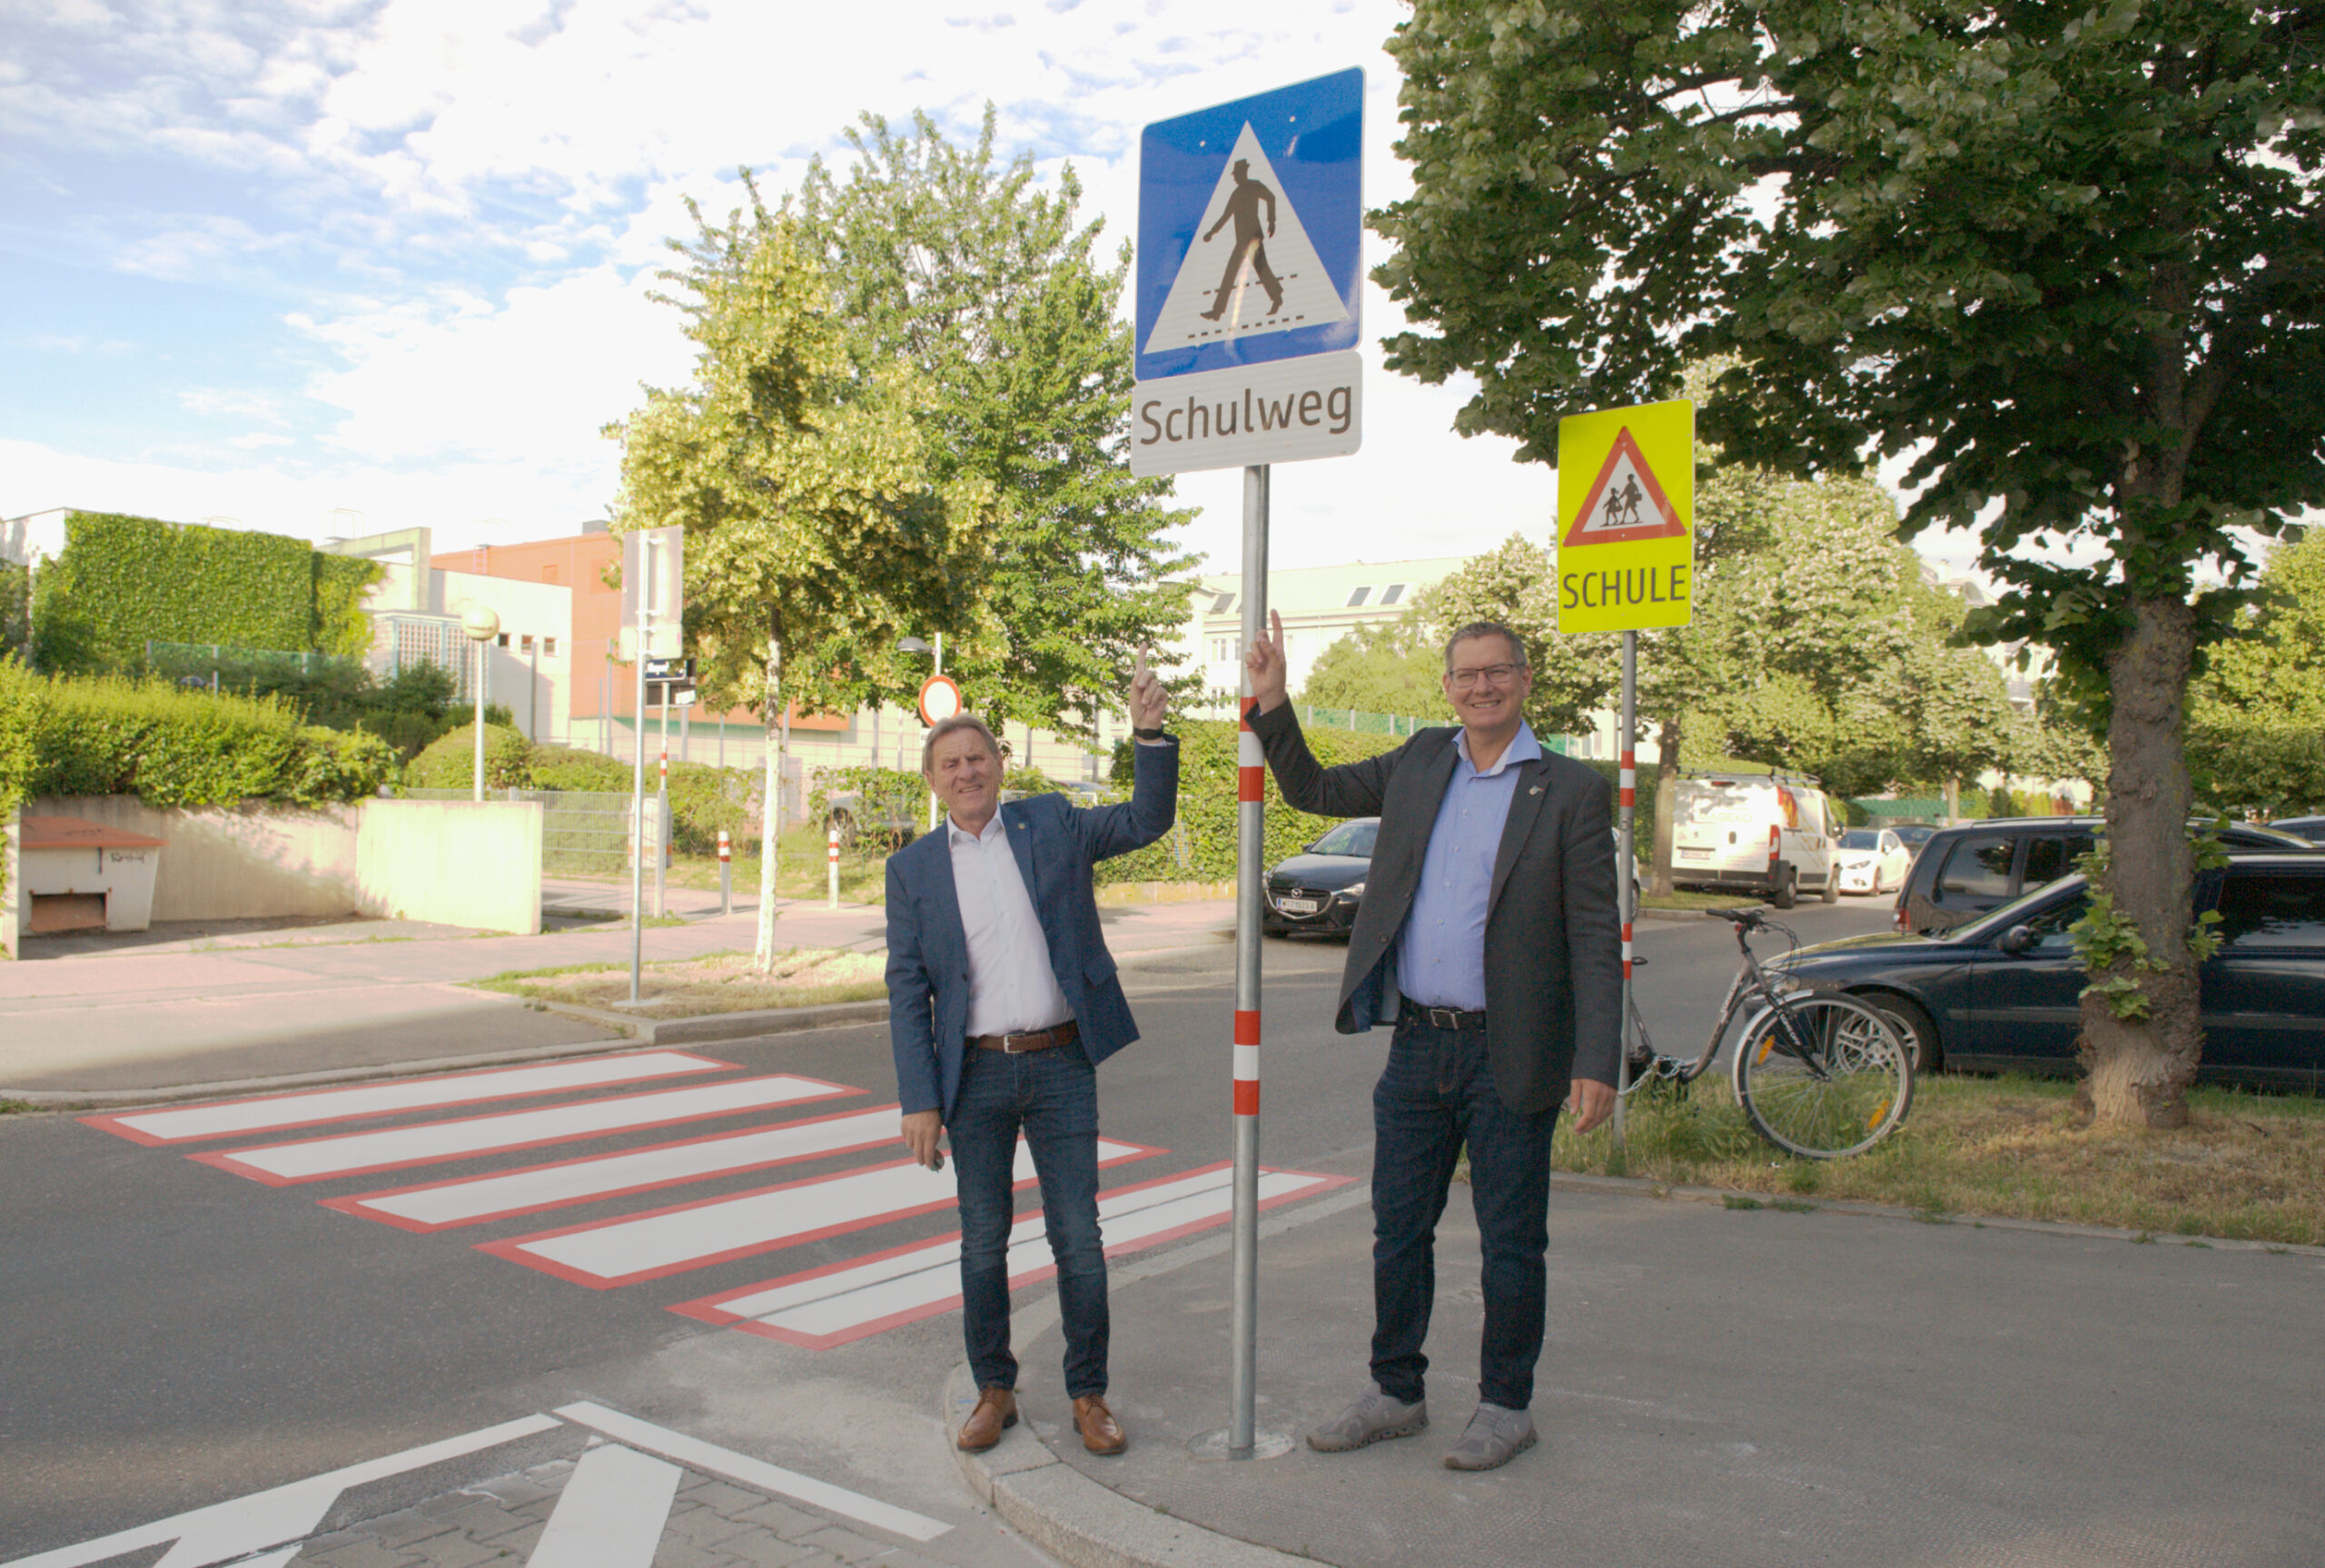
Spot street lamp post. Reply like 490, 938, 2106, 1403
460, 604, 501, 803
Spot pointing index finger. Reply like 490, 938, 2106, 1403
1133, 649, 1148, 682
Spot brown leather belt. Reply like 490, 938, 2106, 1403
972, 1019, 1080, 1054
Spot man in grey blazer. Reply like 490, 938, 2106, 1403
1246, 615, 1620, 1471
885, 664, 1173, 1458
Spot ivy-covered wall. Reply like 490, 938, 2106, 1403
30, 511, 381, 673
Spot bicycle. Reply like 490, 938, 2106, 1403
1618, 906, 1914, 1159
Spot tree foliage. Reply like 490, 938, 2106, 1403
1296, 617, 1449, 721
2188, 532, 2325, 816
791, 108, 1198, 735
609, 211, 993, 964
1376, 0, 2325, 1127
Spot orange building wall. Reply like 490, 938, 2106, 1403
441, 533, 844, 730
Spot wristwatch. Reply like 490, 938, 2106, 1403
1133, 725, 1169, 741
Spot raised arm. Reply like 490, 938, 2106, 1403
1243, 607, 1401, 817
1077, 650, 1178, 862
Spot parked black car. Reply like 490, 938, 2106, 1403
1769, 853, 2325, 1086
1892, 816, 2317, 934
2269, 815, 2325, 844
1262, 817, 1377, 938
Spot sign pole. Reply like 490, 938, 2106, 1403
1615, 631, 1637, 1158
657, 695, 670, 920
1229, 461, 1269, 1460
628, 539, 654, 1005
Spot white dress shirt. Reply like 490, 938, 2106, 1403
949, 811, 1072, 1037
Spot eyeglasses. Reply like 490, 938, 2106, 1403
1446, 663, 1521, 691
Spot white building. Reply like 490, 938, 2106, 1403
1170, 556, 1470, 718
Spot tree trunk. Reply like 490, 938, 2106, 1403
754, 634, 783, 971
2075, 595, 2202, 1129
1650, 716, 1681, 897
1944, 774, 1959, 823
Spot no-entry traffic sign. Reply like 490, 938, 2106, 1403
1555, 399, 1696, 634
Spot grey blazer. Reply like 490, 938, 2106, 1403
1249, 704, 1621, 1114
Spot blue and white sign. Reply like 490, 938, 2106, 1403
1132, 68, 1362, 476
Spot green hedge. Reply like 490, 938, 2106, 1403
0, 659, 394, 814
405, 723, 536, 792
1094, 716, 1410, 883
413, 735, 765, 857
29, 511, 381, 673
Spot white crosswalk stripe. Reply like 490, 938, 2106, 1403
81, 1053, 1345, 1347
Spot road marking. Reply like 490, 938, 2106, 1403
80, 1052, 734, 1146
0, 1415, 560, 1568
524, 1444, 683, 1568
485, 1139, 1154, 1288
193, 1074, 855, 1185
325, 1105, 910, 1232
556, 1403, 949, 1543
674, 1163, 1347, 1347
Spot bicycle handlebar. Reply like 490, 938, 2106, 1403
1707, 906, 1770, 929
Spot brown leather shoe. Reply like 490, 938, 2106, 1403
1073, 1394, 1127, 1455
956, 1386, 1017, 1452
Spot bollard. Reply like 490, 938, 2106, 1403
717, 829, 732, 918
826, 824, 841, 909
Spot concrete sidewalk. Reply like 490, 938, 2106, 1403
955, 1180, 2325, 1568
1, 888, 1234, 1100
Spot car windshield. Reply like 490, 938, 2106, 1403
2226, 822, 2314, 849
1840, 830, 1879, 849
1311, 820, 1379, 857
1949, 874, 2090, 942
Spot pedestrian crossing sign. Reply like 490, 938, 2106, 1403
1556, 399, 1696, 634
1135, 68, 1363, 384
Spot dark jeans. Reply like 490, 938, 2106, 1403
947, 1040, 1108, 1398
1370, 1017, 1558, 1410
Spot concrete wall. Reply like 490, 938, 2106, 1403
27, 795, 365, 922
7, 796, 543, 944
356, 800, 541, 935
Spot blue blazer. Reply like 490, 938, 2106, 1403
885, 739, 1180, 1121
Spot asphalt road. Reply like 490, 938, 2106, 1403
0, 900, 1895, 1557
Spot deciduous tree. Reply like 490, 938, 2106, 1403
1376, 0, 2325, 1126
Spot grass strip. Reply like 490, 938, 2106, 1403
1556, 1072, 2325, 1247
469, 947, 887, 1019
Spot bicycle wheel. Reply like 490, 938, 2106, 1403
1733, 994, 1912, 1159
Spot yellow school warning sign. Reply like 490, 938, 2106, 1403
1556, 399, 1695, 634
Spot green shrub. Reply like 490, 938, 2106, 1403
808, 764, 928, 830
664, 759, 762, 855
0, 662, 391, 811
406, 723, 534, 791
529, 744, 634, 793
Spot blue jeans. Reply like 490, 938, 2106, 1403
947, 1040, 1108, 1398
1370, 1018, 1558, 1410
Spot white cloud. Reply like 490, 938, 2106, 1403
181, 387, 287, 421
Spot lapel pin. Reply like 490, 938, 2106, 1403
1530, 784, 1544, 795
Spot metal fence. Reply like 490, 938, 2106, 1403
404, 788, 644, 877
146, 640, 364, 687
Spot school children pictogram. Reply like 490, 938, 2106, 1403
1560, 426, 1688, 547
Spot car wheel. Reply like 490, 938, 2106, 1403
1868, 992, 1943, 1075
1771, 867, 1797, 910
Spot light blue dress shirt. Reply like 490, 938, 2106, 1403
1396, 723, 1541, 1011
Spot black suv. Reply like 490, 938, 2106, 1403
1893, 816, 2318, 934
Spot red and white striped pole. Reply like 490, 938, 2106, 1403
826, 823, 841, 909
717, 828, 732, 917
1613, 630, 1638, 1154
1228, 461, 1268, 1460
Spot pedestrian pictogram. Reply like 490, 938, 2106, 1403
1143, 124, 1349, 357
1556, 399, 1696, 634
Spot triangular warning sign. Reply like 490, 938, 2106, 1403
1143, 123, 1350, 356
1560, 428, 1688, 547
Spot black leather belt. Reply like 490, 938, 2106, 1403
972, 1019, 1079, 1054
1400, 1000, 1489, 1032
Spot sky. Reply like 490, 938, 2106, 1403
0, 0, 1989, 580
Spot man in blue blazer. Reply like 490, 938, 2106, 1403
885, 665, 1175, 1458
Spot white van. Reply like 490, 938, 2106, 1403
1671, 773, 1844, 908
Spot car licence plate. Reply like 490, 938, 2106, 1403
1276, 897, 1320, 915
1678, 847, 1711, 861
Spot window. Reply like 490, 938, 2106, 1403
1345, 587, 1372, 607
2214, 872, 2325, 950
543, 637, 559, 656
496, 632, 510, 648
2022, 892, 2088, 951
1936, 833, 2014, 902
1380, 584, 1406, 605
2022, 833, 2095, 887
519, 635, 535, 654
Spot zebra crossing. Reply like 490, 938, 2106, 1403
82, 1048, 1346, 1346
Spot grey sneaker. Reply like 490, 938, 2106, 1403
1306, 1383, 1429, 1453
1443, 1403, 1537, 1471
